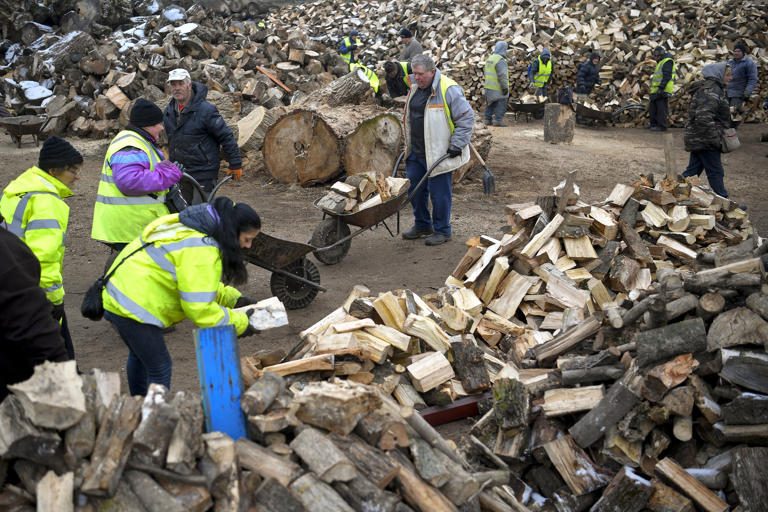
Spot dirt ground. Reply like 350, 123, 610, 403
2, 120, 766, 395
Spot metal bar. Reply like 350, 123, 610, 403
418, 392, 491, 427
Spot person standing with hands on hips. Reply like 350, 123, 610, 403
163, 68, 243, 194
402, 54, 474, 247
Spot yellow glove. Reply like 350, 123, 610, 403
226, 168, 243, 180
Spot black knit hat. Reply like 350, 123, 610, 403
129, 98, 164, 127
38, 136, 83, 171
734, 42, 748, 54
399, 28, 412, 38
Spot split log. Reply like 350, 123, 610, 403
407, 352, 454, 393
732, 447, 768, 512
354, 411, 409, 450
290, 427, 356, 483
450, 336, 491, 393
253, 478, 305, 512
590, 466, 652, 512
635, 318, 707, 367
569, 379, 641, 448
36, 471, 73, 512
541, 385, 604, 417
746, 292, 768, 322
125, 470, 186, 512
241, 372, 285, 416
706, 307, 768, 351
543, 435, 611, 496
289, 473, 355, 512
388, 451, 457, 512
722, 392, 768, 425
333, 475, 401, 512
654, 458, 728, 512
647, 480, 694, 512
531, 315, 601, 365
235, 438, 302, 487
165, 392, 204, 475
720, 349, 768, 394
292, 381, 381, 435
329, 434, 400, 488
237, 106, 280, 153
493, 378, 529, 430
130, 384, 179, 468
543, 104, 575, 143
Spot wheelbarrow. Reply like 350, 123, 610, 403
181, 173, 325, 310
508, 100, 546, 121
310, 152, 449, 265
0, 115, 49, 148
574, 102, 614, 124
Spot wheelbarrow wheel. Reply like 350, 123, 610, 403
310, 218, 351, 265
270, 258, 320, 310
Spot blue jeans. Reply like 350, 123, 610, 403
484, 98, 507, 124
406, 154, 453, 236
682, 150, 728, 198
105, 311, 171, 395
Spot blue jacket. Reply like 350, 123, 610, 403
726, 57, 758, 98
576, 60, 600, 94
163, 83, 242, 182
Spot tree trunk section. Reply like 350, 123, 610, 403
732, 447, 768, 512
636, 318, 707, 367
300, 71, 374, 108
342, 112, 402, 176
543, 104, 575, 144
237, 106, 281, 153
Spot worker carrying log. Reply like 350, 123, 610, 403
164, 68, 244, 192
338, 29, 363, 67
402, 54, 474, 246
92, 99, 183, 269
398, 28, 423, 61
483, 41, 510, 127
384, 61, 412, 98
0, 227, 69, 402
648, 46, 677, 132
726, 41, 758, 113
1, 136, 83, 360
527, 48, 553, 97
101, 198, 262, 396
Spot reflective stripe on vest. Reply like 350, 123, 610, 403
91, 130, 168, 243
484, 54, 503, 91
400, 62, 411, 87
350, 63, 380, 93
6, 191, 58, 238
340, 36, 361, 64
438, 76, 458, 133
650, 57, 677, 94
105, 280, 164, 326
140, 235, 218, 282
533, 57, 552, 88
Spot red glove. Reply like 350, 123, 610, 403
226, 168, 243, 180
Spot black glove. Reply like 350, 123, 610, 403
235, 295, 257, 308
239, 308, 260, 338
501, 89, 509, 97
446, 146, 462, 158
51, 303, 65, 322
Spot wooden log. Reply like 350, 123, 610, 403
241, 372, 285, 416
541, 385, 605, 417
520, 214, 564, 257
373, 292, 407, 331
714, 423, 768, 443
732, 447, 768, 512
388, 452, 457, 512
569, 379, 641, 448
165, 391, 204, 475
237, 106, 280, 153
493, 378, 529, 430
720, 349, 768, 394
451, 336, 491, 393
290, 427, 356, 483
407, 351, 455, 393
707, 307, 768, 351
561, 365, 624, 386
746, 292, 768, 322
722, 392, 768, 425
36, 471, 73, 512
654, 458, 728, 512
619, 220, 652, 264
300, 71, 373, 108
544, 435, 611, 496
697, 292, 725, 320
342, 112, 402, 176
333, 476, 401, 512
591, 466, 652, 512
8, 361, 86, 430
329, 434, 400, 489
290, 472, 355, 512
648, 480, 694, 512
636, 318, 707, 367
292, 381, 381, 435
543, 103, 575, 143
531, 315, 601, 365
488, 271, 539, 319
253, 478, 305, 512
130, 384, 179, 468
235, 438, 302, 487
125, 470, 187, 512
409, 437, 451, 487
393, 383, 427, 410
354, 411, 409, 451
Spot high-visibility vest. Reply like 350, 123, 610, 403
91, 130, 169, 244
0, 166, 71, 304
350, 62, 380, 93
400, 62, 411, 87
533, 56, 552, 88
484, 54, 505, 92
650, 57, 677, 94
340, 36, 362, 64
102, 213, 249, 335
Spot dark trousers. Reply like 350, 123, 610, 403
59, 311, 74, 360
406, 154, 453, 236
484, 98, 507, 124
682, 150, 728, 198
105, 311, 172, 396
649, 95, 669, 129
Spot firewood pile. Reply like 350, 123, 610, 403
317, 173, 410, 214
269, 0, 768, 125
0, 360, 517, 511
242, 172, 768, 510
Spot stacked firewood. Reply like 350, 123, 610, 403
0, 360, 510, 511
317, 173, 410, 214
243, 172, 767, 510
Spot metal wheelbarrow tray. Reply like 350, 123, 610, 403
0, 115, 48, 148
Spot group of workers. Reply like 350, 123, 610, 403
1, 68, 261, 399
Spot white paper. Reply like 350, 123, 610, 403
234, 297, 289, 331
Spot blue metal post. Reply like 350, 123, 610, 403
194, 325, 247, 439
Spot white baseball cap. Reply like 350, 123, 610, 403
167, 68, 191, 82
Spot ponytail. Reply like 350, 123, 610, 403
210, 197, 261, 285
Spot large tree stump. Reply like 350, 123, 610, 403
543, 103, 575, 144
263, 106, 403, 186
299, 70, 374, 108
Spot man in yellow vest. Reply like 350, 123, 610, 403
484, 41, 510, 127
648, 46, 677, 132
91, 99, 182, 266
402, 54, 474, 246
1, 136, 82, 359
339, 30, 363, 67
384, 61, 412, 98
528, 48, 553, 97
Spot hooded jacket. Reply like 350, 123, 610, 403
0, 228, 68, 401
164, 82, 242, 182
576, 55, 601, 94
484, 41, 510, 103
726, 56, 758, 98
102, 204, 248, 334
0, 167, 72, 305
684, 63, 731, 153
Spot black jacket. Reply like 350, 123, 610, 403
576, 61, 600, 94
684, 78, 731, 152
0, 228, 68, 402
386, 64, 411, 98
164, 82, 242, 182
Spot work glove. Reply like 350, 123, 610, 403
239, 309, 260, 338
446, 146, 462, 158
501, 89, 509, 97
51, 302, 65, 322
225, 167, 243, 180
235, 295, 258, 308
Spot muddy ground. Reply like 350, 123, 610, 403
2, 120, 766, 397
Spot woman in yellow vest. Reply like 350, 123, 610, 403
0, 137, 83, 359
91, 99, 182, 266
102, 197, 261, 395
